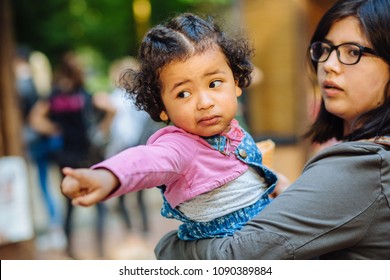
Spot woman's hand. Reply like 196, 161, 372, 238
61, 167, 119, 206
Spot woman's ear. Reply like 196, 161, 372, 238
160, 110, 169, 122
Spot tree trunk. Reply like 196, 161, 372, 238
0, 0, 34, 260
0, 0, 23, 157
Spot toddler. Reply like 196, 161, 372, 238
61, 13, 277, 240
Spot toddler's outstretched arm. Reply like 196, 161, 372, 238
61, 167, 119, 207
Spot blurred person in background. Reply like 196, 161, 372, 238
29, 51, 116, 258
104, 57, 154, 237
14, 46, 66, 251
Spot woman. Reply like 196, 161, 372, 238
154, 0, 390, 259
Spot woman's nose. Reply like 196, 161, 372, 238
323, 50, 341, 73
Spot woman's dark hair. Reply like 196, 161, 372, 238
119, 13, 254, 122
53, 52, 85, 90
305, 0, 390, 143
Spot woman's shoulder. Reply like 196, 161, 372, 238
292, 140, 388, 201
305, 139, 390, 174
316, 139, 390, 156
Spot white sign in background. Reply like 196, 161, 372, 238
0, 156, 34, 245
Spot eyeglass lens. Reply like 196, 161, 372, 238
310, 42, 363, 65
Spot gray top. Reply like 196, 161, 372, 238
155, 140, 390, 259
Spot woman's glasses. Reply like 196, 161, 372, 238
310, 41, 377, 65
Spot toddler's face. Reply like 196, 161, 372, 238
159, 48, 242, 137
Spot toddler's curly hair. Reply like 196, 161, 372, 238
119, 13, 254, 122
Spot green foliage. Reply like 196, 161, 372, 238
178, 0, 231, 5
11, 0, 234, 91
12, 0, 136, 64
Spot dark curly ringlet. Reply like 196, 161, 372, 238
119, 13, 254, 122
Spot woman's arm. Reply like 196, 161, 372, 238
28, 99, 60, 135
155, 142, 384, 259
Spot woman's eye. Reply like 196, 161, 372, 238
322, 46, 331, 55
178, 91, 191, 98
348, 49, 360, 57
210, 80, 222, 89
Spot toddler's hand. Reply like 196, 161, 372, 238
61, 167, 119, 206
270, 172, 290, 198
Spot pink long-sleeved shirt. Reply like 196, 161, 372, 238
93, 121, 248, 208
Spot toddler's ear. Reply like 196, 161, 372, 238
160, 111, 169, 122
235, 81, 242, 97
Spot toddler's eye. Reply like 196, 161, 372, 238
178, 91, 191, 98
210, 80, 222, 88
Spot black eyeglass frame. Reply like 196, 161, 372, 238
310, 41, 378, 65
